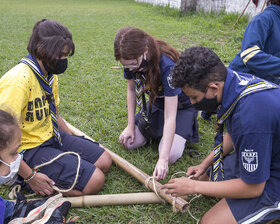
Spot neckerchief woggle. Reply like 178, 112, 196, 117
20, 54, 62, 146
211, 69, 278, 181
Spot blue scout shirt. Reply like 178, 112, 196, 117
222, 69, 280, 200
124, 54, 191, 107
229, 5, 280, 84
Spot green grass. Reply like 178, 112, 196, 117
0, 0, 253, 223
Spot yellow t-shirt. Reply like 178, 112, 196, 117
0, 63, 60, 152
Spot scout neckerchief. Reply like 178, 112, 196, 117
135, 73, 151, 121
132, 61, 151, 122
20, 54, 62, 146
211, 70, 278, 181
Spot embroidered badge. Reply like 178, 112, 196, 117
242, 149, 258, 172
167, 73, 175, 89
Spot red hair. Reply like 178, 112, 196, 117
114, 27, 179, 103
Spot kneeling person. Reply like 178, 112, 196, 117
163, 46, 280, 224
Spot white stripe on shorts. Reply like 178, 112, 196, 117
240, 201, 280, 224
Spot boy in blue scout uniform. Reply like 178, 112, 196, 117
163, 46, 280, 224
229, 0, 280, 84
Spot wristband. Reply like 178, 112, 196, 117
24, 170, 34, 180
24, 170, 37, 182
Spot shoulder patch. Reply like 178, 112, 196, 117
167, 73, 175, 89
242, 149, 258, 172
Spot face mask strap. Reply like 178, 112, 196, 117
0, 154, 21, 167
0, 158, 11, 167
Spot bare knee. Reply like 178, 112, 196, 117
168, 145, 184, 164
169, 150, 183, 164
162, 134, 185, 164
122, 138, 138, 150
200, 211, 215, 224
200, 199, 237, 224
82, 168, 105, 195
95, 151, 112, 173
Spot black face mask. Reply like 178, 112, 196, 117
43, 58, 68, 75
192, 96, 218, 112
136, 58, 148, 73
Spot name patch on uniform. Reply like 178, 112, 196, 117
242, 149, 258, 172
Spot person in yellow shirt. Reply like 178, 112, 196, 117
0, 19, 112, 196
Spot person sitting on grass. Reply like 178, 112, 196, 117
0, 19, 112, 197
0, 110, 21, 223
114, 27, 199, 180
163, 46, 280, 224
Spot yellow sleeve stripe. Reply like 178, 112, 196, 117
242, 50, 260, 65
240, 45, 260, 58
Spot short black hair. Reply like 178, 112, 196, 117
171, 46, 227, 92
0, 109, 18, 151
267, 0, 280, 6
27, 19, 75, 68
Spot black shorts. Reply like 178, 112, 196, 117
21, 131, 104, 191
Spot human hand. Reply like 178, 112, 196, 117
28, 172, 55, 196
119, 126, 135, 148
153, 158, 169, 180
186, 163, 208, 178
162, 177, 195, 197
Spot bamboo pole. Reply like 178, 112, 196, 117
67, 192, 163, 207
64, 120, 189, 212
10, 192, 163, 207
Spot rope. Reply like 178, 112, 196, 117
66, 216, 80, 222
144, 172, 201, 223
9, 151, 81, 199
170, 172, 201, 224
9, 185, 38, 200
144, 176, 165, 203
34, 151, 81, 193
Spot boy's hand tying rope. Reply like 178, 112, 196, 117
162, 176, 197, 197
186, 163, 208, 179
161, 172, 201, 223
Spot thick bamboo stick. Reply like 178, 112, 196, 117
64, 120, 189, 212
10, 193, 162, 207
68, 192, 163, 207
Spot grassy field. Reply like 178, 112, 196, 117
0, 0, 251, 223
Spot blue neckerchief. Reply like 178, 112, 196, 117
211, 69, 278, 181
20, 54, 62, 146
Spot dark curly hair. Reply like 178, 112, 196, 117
170, 47, 227, 92
267, 0, 280, 6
